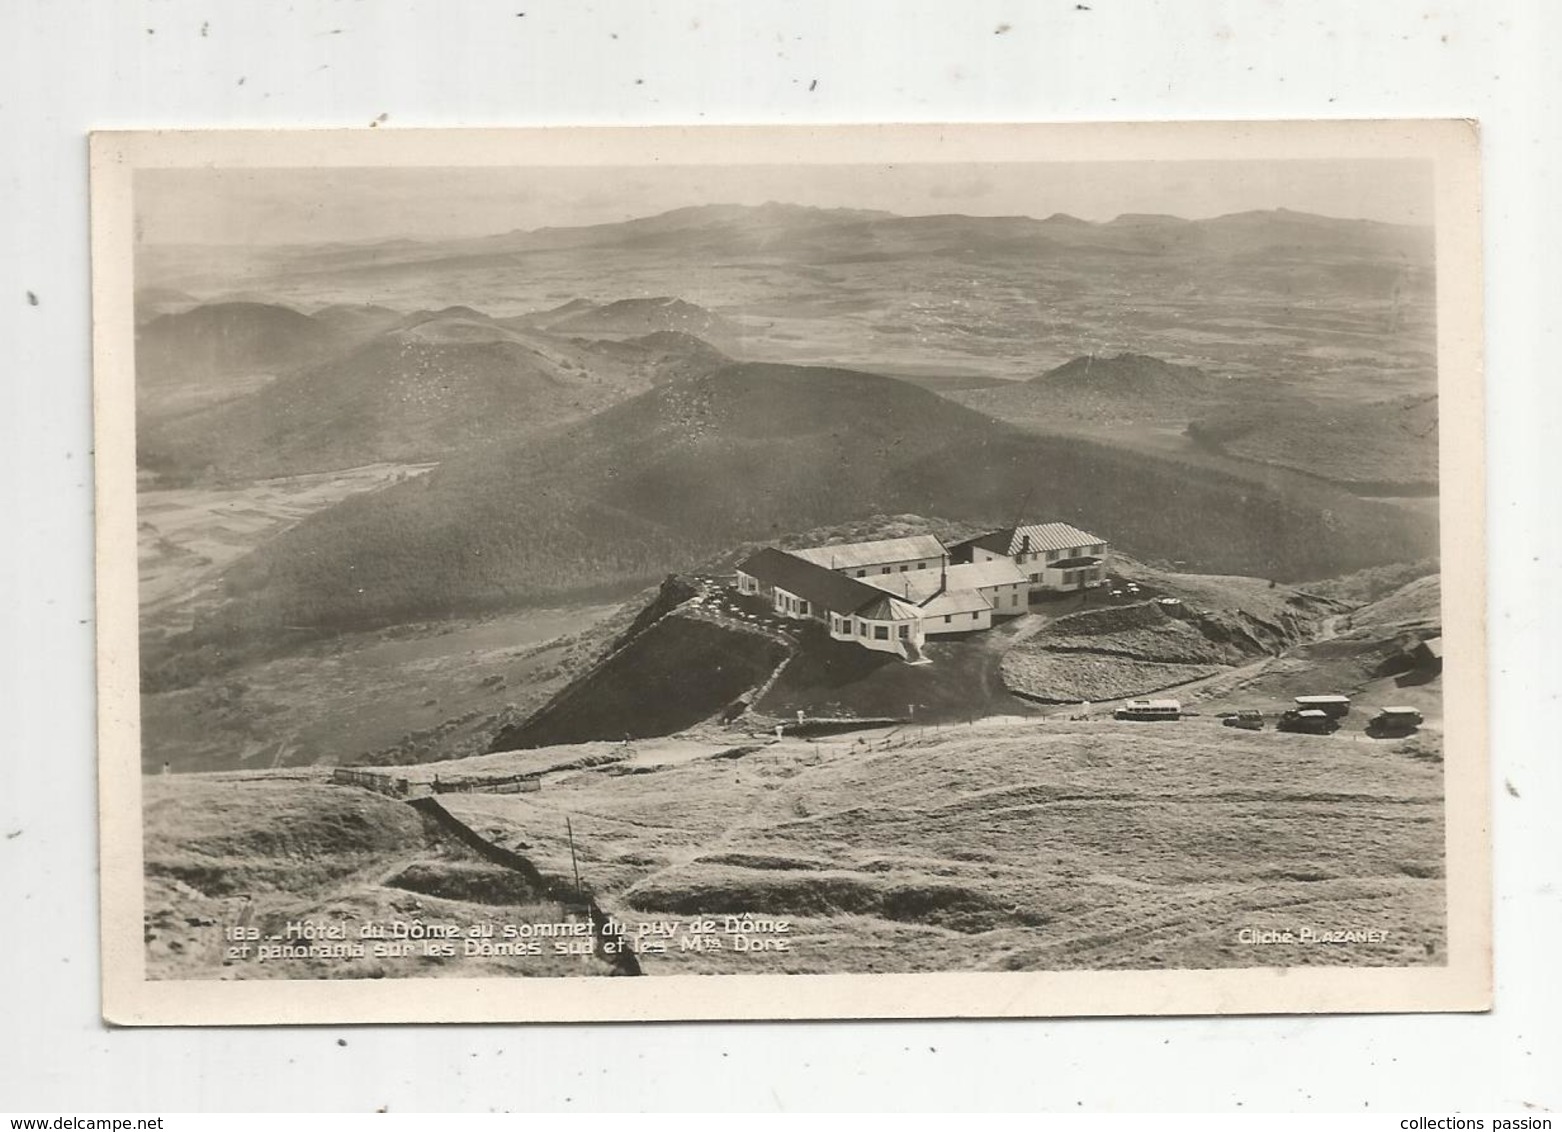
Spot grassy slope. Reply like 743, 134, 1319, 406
759, 619, 1038, 724
139, 601, 627, 773
1155, 572, 1443, 720
1187, 393, 1439, 491
999, 564, 1339, 703
142, 776, 593, 980
440, 717, 1445, 973
494, 611, 790, 749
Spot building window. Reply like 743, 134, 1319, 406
1029, 573, 1040, 583
855, 569, 866, 577
881, 567, 891, 575
874, 625, 889, 640
899, 564, 909, 572
1047, 550, 1060, 562
972, 612, 980, 620
859, 623, 868, 637
944, 615, 952, 623
799, 600, 810, 616
899, 625, 909, 638
1011, 594, 1020, 607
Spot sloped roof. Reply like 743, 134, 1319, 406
919, 588, 993, 618
860, 558, 1028, 602
947, 558, 1029, 589
959, 522, 1106, 557
735, 547, 883, 615
861, 571, 943, 602
854, 593, 924, 622
789, 534, 947, 571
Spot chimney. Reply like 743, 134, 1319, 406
1019, 532, 1031, 562
920, 559, 948, 608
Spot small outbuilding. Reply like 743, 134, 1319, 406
1412, 636, 1444, 676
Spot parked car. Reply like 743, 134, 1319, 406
1222, 709, 1265, 731
1277, 708, 1338, 735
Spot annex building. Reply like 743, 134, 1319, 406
949, 522, 1109, 593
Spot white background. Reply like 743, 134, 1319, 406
2, 0, 1558, 1114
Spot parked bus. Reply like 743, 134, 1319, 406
1114, 699, 1181, 722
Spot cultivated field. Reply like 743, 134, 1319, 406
138, 462, 435, 634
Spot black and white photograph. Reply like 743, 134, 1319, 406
90, 122, 1488, 1024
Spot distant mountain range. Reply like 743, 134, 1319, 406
139, 203, 1432, 289
136, 201, 1436, 412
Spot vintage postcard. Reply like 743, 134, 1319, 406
92, 122, 1489, 1025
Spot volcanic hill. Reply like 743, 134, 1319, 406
138, 306, 731, 482
185, 362, 1436, 650
136, 301, 342, 387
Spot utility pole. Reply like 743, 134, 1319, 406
1009, 485, 1035, 533
566, 816, 582, 904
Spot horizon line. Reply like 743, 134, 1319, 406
137, 200, 1429, 251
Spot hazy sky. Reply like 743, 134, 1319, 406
137, 159, 1433, 245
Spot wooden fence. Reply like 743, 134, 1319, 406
329, 767, 542, 797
